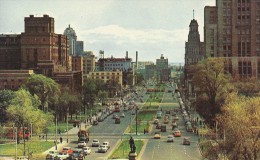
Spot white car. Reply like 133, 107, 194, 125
83, 146, 91, 155
92, 139, 100, 147
167, 135, 174, 142
102, 141, 110, 149
78, 141, 87, 148
98, 145, 109, 153
46, 150, 59, 159
54, 152, 69, 160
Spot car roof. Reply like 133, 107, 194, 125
93, 139, 99, 141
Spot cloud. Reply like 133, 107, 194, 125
78, 25, 187, 62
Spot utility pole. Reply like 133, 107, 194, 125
67, 114, 68, 143
15, 127, 17, 160
55, 116, 57, 150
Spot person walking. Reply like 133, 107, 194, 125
60, 137, 63, 143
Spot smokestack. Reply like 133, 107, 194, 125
136, 51, 138, 70
126, 51, 128, 59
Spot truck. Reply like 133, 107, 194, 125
78, 129, 89, 143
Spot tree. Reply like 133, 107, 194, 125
233, 78, 260, 97
97, 90, 108, 105
57, 87, 82, 121
106, 78, 121, 97
0, 89, 15, 123
82, 79, 97, 113
22, 74, 60, 112
216, 93, 260, 160
192, 58, 231, 124
7, 89, 53, 146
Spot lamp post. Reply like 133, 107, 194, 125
15, 127, 17, 160
67, 114, 69, 143
55, 116, 57, 150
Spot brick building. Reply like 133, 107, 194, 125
0, 15, 82, 92
0, 34, 21, 70
0, 70, 34, 90
205, 0, 260, 79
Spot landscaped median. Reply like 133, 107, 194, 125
0, 141, 53, 159
109, 140, 144, 159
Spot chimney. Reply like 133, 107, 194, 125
126, 51, 128, 59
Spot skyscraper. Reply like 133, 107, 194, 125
205, 0, 260, 79
184, 18, 204, 95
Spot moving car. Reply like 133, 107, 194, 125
62, 147, 73, 154
115, 117, 120, 124
167, 135, 174, 142
46, 150, 59, 160
102, 141, 110, 149
120, 113, 125, 118
173, 130, 181, 137
98, 145, 109, 153
54, 152, 69, 160
183, 137, 191, 145
82, 147, 91, 155
92, 139, 100, 147
156, 111, 162, 118
72, 148, 84, 160
154, 132, 161, 139
78, 141, 87, 148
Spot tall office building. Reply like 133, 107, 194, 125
205, 0, 260, 79
156, 54, 169, 82
184, 18, 204, 95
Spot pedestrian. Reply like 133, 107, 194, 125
60, 137, 63, 143
144, 129, 146, 134
58, 128, 61, 134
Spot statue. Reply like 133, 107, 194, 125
129, 136, 135, 153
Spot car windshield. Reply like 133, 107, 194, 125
93, 140, 98, 142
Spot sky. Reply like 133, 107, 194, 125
0, 0, 215, 63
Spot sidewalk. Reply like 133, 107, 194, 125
42, 122, 92, 155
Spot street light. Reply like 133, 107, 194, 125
67, 114, 69, 143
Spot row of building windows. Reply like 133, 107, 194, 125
105, 63, 124, 66
92, 72, 120, 76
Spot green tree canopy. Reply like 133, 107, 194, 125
0, 89, 15, 123
192, 58, 231, 123
22, 74, 60, 112
7, 89, 53, 143
216, 93, 260, 160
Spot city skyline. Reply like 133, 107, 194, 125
0, 0, 215, 63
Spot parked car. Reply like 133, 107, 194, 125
92, 139, 100, 147
153, 119, 159, 124
183, 137, 191, 145
62, 147, 73, 154
167, 135, 174, 142
82, 146, 91, 155
98, 145, 109, 153
154, 132, 161, 139
156, 123, 162, 129
93, 120, 98, 125
78, 141, 87, 148
173, 130, 181, 137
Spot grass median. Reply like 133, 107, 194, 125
137, 110, 156, 121
0, 141, 53, 158
109, 140, 144, 159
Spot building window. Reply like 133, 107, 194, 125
238, 61, 252, 78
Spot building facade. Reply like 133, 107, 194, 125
205, 0, 260, 79
0, 15, 82, 92
0, 34, 21, 70
0, 70, 34, 90
87, 70, 123, 89
156, 54, 169, 82
184, 19, 205, 95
